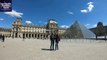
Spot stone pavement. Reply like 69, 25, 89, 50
0, 38, 107, 60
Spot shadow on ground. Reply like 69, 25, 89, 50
41, 48, 53, 51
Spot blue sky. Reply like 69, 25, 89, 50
0, 0, 107, 29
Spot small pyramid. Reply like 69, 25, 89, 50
64, 21, 95, 39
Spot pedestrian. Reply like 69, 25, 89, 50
2, 35, 5, 42
23, 35, 25, 41
0, 34, 1, 39
105, 33, 107, 42
0, 34, 2, 41
50, 33, 55, 50
55, 32, 60, 50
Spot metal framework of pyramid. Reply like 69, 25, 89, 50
63, 21, 95, 39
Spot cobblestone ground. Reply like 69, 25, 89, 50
0, 38, 107, 60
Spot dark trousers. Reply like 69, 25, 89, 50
2, 38, 5, 42
50, 39, 54, 50
55, 41, 59, 50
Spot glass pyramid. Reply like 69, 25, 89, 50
64, 21, 95, 39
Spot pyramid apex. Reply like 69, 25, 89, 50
75, 20, 80, 24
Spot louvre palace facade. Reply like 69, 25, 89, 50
0, 18, 66, 39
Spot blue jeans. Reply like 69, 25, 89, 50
55, 41, 59, 50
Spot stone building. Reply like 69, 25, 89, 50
0, 28, 11, 37
11, 18, 66, 39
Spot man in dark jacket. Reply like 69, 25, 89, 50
50, 33, 55, 50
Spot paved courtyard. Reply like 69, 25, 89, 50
0, 38, 107, 60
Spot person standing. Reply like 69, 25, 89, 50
2, 35, 5, 42
0, 34, 1, 39
50, 33, 55, 50
55, 32, 60, 50
22, 35, 25, 41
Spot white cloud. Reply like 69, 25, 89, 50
87, 2, 94, 12
60, 25, 69, 28
85, 24, 92, 28
81, 2, 94, 13
93, 24, 97, 27
85, 24, 97, 28
50, 20, 57, 24
0, 18, 4, 21
4, 10, 23, 17
25, 20, 32, 24
67, 11, 74, 15
87, 2, 93, 5
85, 24, 90, 27
81, 9, 88, 13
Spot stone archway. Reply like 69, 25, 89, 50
26, 34, 28, 38
35, 34, 37, 38
29, 34, 31, 38
23, 33, 25, 38
15, 33, 18, 38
